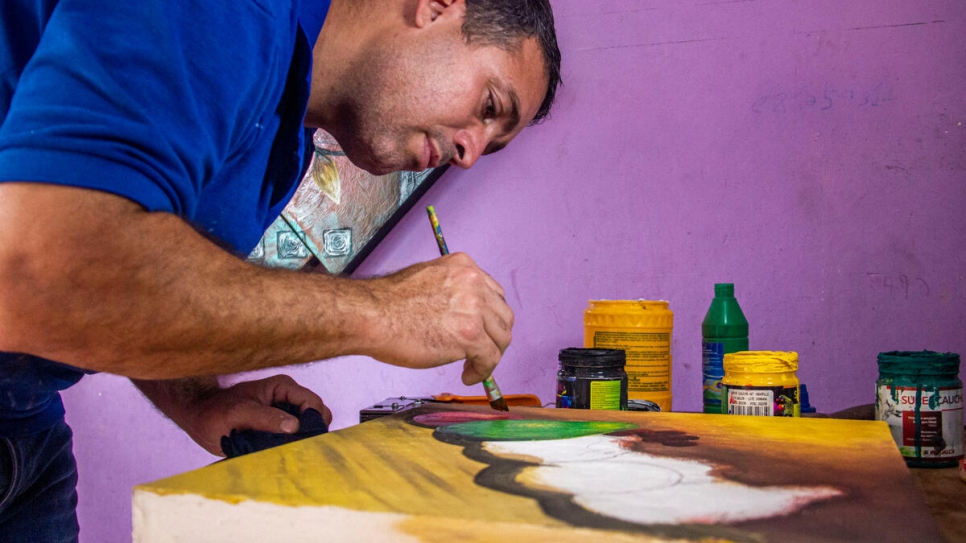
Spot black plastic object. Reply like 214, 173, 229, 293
220, 402, 328, 458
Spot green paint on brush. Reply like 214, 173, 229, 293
435, 419, 638, 442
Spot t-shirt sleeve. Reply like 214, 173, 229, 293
0, 0, 277, 216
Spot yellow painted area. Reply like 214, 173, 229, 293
396, 515, 729, 543
138, 412, 567, 527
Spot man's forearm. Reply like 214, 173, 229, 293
0, 184, 379, 378
133, 376, 221, 426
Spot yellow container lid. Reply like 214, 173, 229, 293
584, 300, 673, 328
723, 351, 799, 373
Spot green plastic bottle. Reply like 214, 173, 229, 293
702, 283, 749, 413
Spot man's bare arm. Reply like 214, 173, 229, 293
0, 183, 513, 382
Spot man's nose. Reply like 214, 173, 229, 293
450, 127, 485, 169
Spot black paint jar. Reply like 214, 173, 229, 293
556, 348, 628, 410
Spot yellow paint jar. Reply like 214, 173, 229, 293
583, 300, 674, 412
722, 351, 800, 417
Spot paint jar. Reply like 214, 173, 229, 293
722, 351, 800, 417
584, 300, 674, 411
875, 351, 963, 468
556, 348, 628, 410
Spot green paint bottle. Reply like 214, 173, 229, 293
702, 283, 749, 414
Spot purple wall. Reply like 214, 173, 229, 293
62, 1, 966, 541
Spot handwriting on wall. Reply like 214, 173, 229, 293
867, 273, 930, 299
752, 80, 897, 114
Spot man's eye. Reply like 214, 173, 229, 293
485, 95, 496, 119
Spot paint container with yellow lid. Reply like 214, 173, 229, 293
722, 351, 800, 417
583, 300, 674, 412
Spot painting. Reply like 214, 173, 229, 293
247, 128, 448, 275
133, 406, 944, 543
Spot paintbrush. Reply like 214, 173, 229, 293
426, 205, 510, 412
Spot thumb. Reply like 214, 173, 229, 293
461, 358, 487, 386
231, 403, 301, 434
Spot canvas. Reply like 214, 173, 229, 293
133, 406, 943, 543
247, 129, 448, 275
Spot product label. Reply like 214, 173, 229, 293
590, 380, 622, 410
876, 385, 964, 461
702, 342, 725, 410
557, 376, 625, 410
725, 385, 799, 417
593, 331, 670, 394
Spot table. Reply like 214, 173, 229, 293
911, 459, 966, 542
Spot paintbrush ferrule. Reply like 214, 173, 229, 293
483, 376, 510, 412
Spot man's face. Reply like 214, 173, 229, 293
328, 29, 548, 176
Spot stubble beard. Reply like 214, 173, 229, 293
330, 49, 420, 175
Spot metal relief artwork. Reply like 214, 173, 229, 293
249, 129, 448, 275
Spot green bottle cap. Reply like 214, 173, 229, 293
714, 283, 735, 297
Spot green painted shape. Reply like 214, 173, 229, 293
435, 419, 638, 442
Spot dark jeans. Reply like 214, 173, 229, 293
0, 420, 79, 543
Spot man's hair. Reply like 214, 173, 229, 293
461, 0, 562, 125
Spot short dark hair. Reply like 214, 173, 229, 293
461, 0, 562, 125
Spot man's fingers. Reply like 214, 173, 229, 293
231, 375, 333, 428
478, 267, 506, 300
226, 401, 301, 434
461, 359, 486, 386
265, 375, 331, 424
460, 337, 503, 385
482, 289, 514, 353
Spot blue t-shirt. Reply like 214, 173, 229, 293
0, 0, 331, 436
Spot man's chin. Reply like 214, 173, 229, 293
340, 149, 399, 176
363, 164, 403, 176
356, 160, 419, 177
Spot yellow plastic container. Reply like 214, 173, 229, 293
583, 300, 674, 411
721, 351, 800, 417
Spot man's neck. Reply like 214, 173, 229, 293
304, 0, 397, 129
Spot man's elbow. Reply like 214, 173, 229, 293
0, 250, 53, 353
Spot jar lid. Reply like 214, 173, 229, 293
723, 351, 798, 373
584, 300, 674, 327
877, 351, 961, 378
558, 348, 626, 368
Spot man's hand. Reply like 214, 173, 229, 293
363, 252, 514, 385
133, 375, 331, 456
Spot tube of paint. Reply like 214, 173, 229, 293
702, 284, 749, 414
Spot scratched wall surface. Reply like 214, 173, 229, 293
61, 1, 966, 542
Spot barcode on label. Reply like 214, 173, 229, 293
729, 404, 772, 416
726, 387, 775, 417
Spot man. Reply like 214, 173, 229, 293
0, 0, 561, 539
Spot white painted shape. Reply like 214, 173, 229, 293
485, 434, 842, 525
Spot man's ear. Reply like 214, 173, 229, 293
413, 0, 464, 29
